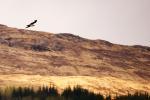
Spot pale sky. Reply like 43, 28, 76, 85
0, 0, 150, 46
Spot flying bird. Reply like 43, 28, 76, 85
26, 20, 37, 28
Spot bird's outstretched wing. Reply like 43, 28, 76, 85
26, 20, 37, 28
30, 20, 37, 25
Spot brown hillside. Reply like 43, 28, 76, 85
0, 24, 150, 95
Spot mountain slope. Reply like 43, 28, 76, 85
0, 24, 150, 95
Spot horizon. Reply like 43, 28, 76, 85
0, 23, 150, 47
0, 0, 150, 46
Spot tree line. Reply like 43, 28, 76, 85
0, 85, 149, 100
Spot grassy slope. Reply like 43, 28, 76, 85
0, 25, 150, 96
0, 74, 150, 96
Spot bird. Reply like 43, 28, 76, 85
26, 20, 37, 28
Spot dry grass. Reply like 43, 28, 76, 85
0, 25, 150, 96
0, 74, 149, 96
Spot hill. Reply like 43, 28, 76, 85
0, 24, 150, 95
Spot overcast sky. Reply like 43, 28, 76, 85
0, 0, 150, 46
